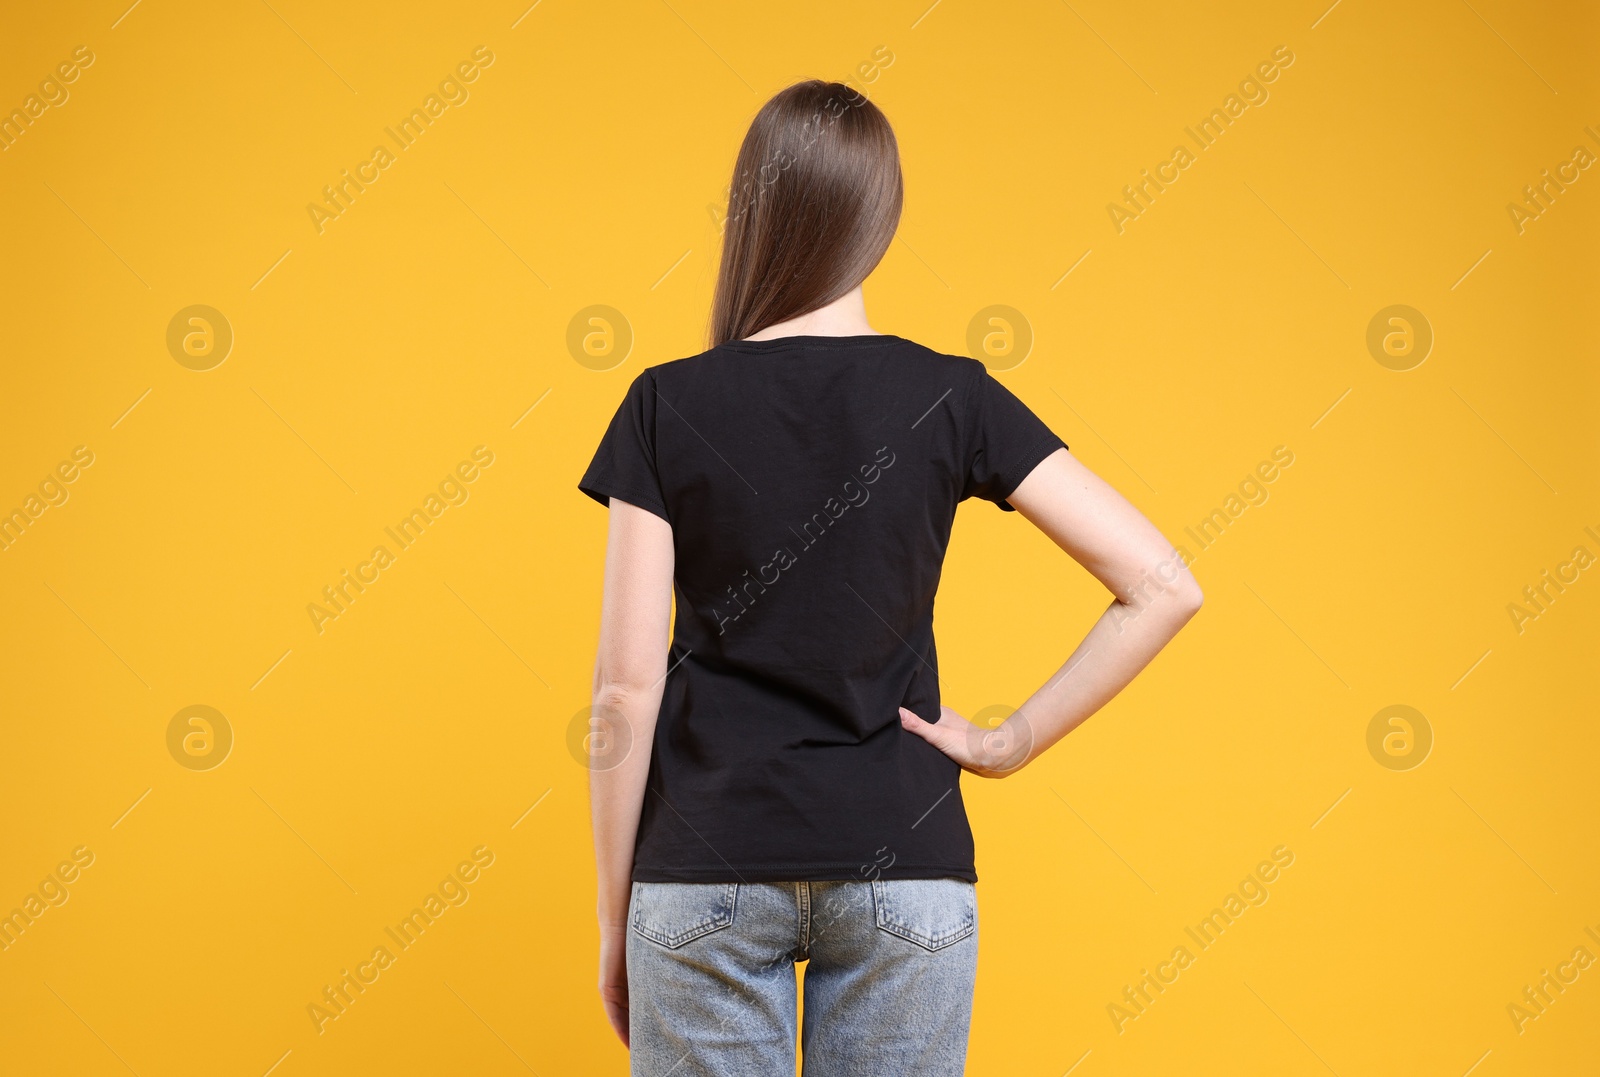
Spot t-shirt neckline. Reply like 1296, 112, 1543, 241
719, 333, 904, 353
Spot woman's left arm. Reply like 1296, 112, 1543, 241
589, 498, 674, 1047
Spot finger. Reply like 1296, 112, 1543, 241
898, 705, 932, 736
899, 707, 959, 753
605, 1000, 629, 1047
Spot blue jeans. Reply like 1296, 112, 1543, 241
627, 878, 978, 1076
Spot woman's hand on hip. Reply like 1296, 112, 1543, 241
898, 705, 1033, 778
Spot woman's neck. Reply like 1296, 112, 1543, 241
742, 286, 878, 340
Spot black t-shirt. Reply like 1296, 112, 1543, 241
578, 333, 1067, 884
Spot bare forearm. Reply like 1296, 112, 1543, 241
588, 688, 661, 925
1009, 585, 1201, 768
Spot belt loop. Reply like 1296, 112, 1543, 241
797, 881, 812, 956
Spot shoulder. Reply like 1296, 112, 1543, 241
848, 337, 992, 394
630, 348, 731, 386
604, 353, 712, 409
887, 339, 991, 409
885, 337, 985, 374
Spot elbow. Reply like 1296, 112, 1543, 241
592, 654, 665, 703
1125, 561, 1204, 618
1141, 569, 1203, 623
595, 675, 643, 710
591, 677, 658, 712
589, 682, 651, 743
1170, 570, 1204, 618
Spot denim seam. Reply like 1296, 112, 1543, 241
631, 882, 738, 949
870, 879, 977, 952
797, 881, 812, 958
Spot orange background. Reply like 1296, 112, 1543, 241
0, 1, 1596, 1073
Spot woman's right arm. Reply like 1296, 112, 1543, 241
589, 498, 674, 1046
898, 447, 1202, 774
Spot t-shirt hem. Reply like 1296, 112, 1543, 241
633, 861, 978, 884
994, 434, 1069, 511
577, 479, 671, 523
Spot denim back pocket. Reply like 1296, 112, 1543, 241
871, 878, 976, 952
631, 882, 739, 949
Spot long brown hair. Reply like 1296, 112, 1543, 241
709, 80, 903, 347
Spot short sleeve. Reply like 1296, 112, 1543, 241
578, 370, 671, 523
962, 366, 1068, 512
